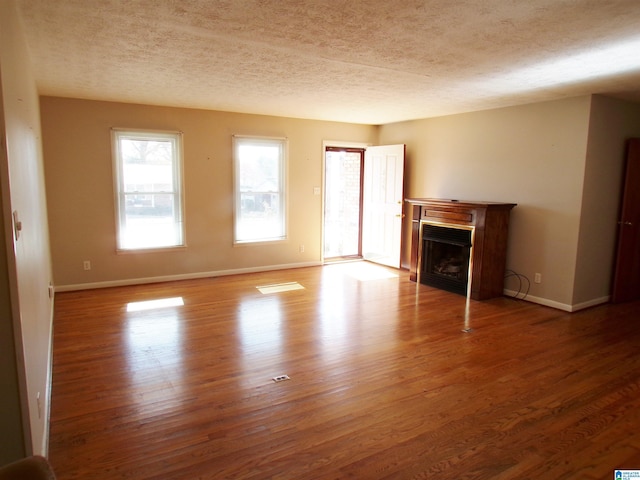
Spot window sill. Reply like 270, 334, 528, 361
116, 245, 187, 254
233, 238, 287, 247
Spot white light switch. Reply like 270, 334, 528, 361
12, 211, 22, 241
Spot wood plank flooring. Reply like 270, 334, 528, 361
48, 263, 640, 479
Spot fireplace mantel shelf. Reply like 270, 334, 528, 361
406, 198, 515, 208
406, 198, 516, 300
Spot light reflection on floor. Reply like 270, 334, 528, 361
237, 295, 284, 354
236, 291, 287, 388
328, 261, 399, 281
126, 296, 184, 312
256, 282, 304, 294
317, 261, 401, 360
125, 300, 185, 414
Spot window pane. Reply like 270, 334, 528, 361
121, 139, 174, 193
234, 137, 286, 243
125, 193, 176, 218
324, 150, 362, 258
120, 195, 182, 249
121, 192, 181, 249
113, 131, 184, 250
238, 144, 280, 192
236, 192, 284, 241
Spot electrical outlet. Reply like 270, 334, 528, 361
299, 244, 305, 253
83, 260, 91, 271
534, 273, 542, 284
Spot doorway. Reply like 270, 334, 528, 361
323, 143, 406, 267
323, 147, 364, 261
612, 138, 640, 303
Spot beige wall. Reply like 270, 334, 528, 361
42, 95, 640, 311
0, 0, 54, 462
0, 101, 26, 463
379, 97, 594, 310
574, 95, 640, 305
41, 97, 377, 288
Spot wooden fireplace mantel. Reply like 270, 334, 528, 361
406, 198, 516, 300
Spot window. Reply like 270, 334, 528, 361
233, 136, 287, 243
112, 129, 184, 250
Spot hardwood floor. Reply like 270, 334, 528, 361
49, 263, 640, 479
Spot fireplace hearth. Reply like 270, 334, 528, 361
406, 199, 516, 300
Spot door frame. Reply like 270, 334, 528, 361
321, 141, 371, 264
612, 138, 640, 303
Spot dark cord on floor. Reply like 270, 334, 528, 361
504, 270, 531, 300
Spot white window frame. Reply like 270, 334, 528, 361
112, 128, 185, 252
232, 135, 288, 244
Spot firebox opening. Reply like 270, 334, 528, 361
420, 224, 473, 296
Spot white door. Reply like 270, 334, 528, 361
362, 144, 405, 268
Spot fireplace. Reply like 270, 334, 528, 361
421, 224, 473, 296
406, 199, 516, 300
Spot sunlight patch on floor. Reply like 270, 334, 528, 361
332, 261, 399, 281
257, 282, 305, 294
126, 297, 184, 312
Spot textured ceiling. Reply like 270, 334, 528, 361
15, 0, 640, 124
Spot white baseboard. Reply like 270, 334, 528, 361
55, 261, 323, 292
56, 267, 611, 314
568, 295, 611, 312
503, 290, 610, 312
